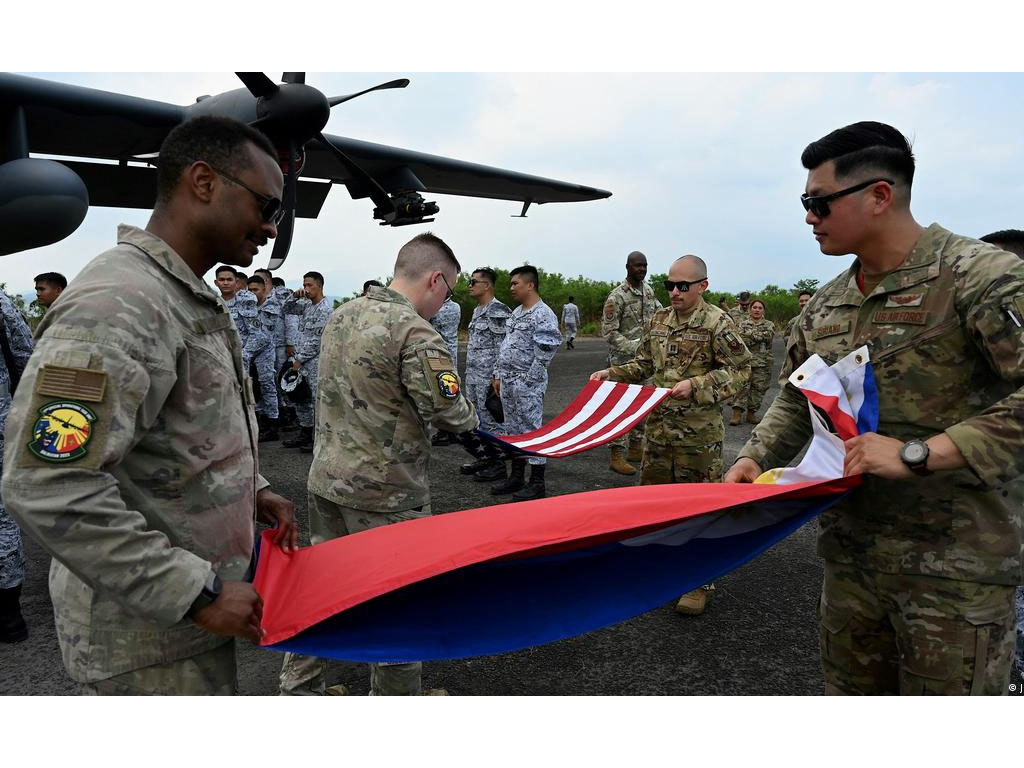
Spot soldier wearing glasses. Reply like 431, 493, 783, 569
590, 255, 750, 616
726, 121, 1024, 695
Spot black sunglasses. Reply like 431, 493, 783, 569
439, 272, 455, 301
204, 162, 286, 226
663, 278, 705, 293
800, 178, 893, 219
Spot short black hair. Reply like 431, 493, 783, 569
567, 296, 575, 302
510, 265, 539, 290
472, 267, 497, 285
215, 265, 237, 278
798, 290, 814, 299
272, 277, 285, 287
254, 268, 273, 278
34, 272, 67, 290
801, 121, 915, 189
980, 229, 1024, 246
248, 275, 266, 287
156, 116, 277, 203
235, 271, 248, 282
304, 271, 324, 287
362, 279, 383, 293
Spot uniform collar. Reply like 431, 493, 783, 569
671, 297, 708, 327
622, 279, 649, 296
368, 284, 415, 310
117, 224, 223, 308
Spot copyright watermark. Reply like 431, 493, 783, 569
1011, 683, 1022, 695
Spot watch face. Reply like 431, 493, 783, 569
903, 441, 927, 463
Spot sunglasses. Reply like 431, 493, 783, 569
800, 178, 893, 219
204, 162, 286, 226
439, 272, 455, 301
663, 278, 706, 293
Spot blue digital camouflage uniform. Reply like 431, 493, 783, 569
284, 295, 332, 429
561, 301, 580, 343
253, 296, 281, 419
270, 285, 293, 372
0, 292, 33, 590
495, 300, 562, 466
226, 290, 271, 372
466, 298, 511, 434
429, 298, 461, 368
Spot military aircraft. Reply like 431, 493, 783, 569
0, 72, 612, 268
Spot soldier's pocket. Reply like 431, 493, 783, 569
818, 597, 854, 676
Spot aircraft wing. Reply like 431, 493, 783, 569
302, 133, 612, 205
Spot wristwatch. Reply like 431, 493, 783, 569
186, 570, 223, 618
899, 439, 933, 476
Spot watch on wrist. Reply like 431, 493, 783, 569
186, 571, 223, 618
899, 439, 933, 476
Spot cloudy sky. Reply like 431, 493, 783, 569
4, 71, 1023, 299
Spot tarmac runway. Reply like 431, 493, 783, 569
5, 336, 1019, 695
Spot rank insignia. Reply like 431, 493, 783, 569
436, 371, 460, 399
667, 342, 679, 355
29, 401, 97, 462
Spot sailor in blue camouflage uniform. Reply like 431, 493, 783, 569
459, 267, 511, 481
429, 296, 462, 446
0, 291, 33, 642
491, 266, 561, 500
282, 271, 331, 452
248, 274, 280, 441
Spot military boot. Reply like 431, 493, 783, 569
746, 409, 760, 425
460, 459, 490, 475
0, 585, 28, 643
491, 458, 526, 495
626, 441, 644, 464
258, 417, 280, 442
283, 426, 313, 450
513, 464, 546, 500
609, 447, 636, 476
473, 459, 507, 482
729, 408, 743, 426
675, 583, 715, 616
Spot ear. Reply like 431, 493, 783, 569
186, 161, 218, 205
871, 181, 895, 215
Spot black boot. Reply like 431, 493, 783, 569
473, 459, 508, 482
431, 430, 455, 447
258, 417, 280, 442
513, 463, 546, 500
491, 458, 526, 495
460, 459, 490, 475
0, 584, 28, 643
283, 426, 313, 449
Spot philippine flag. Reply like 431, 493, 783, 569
254, 346, 875, 663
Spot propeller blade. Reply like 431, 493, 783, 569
235, 72, 278, 98
327, 78, 410, 108
268, 141, 299, 270
282, 72, 305, 84
316, 132, 395, 215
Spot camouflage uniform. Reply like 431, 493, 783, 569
495, 300, 562, 466
283, 295, 332, 429
736, 316, 776, 413
466, 297, 511, 434
226, 289, 270, 372
253, 296, 281, 419
430, 298, 461, 368
561, 301, 580, 343
728, 305, 748, 324
602, 280, 662, 452
737, 223, 1024, 695
280, 285, 477, 695
1, 225, 266, 691
270, 285, 293, 372
608, 298, 750, 485
0, 292, 33, 591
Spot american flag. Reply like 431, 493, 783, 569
479, 380, 671, 458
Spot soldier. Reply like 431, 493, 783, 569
726, 121, 1024, 695
728, 290, 751, 323
784, 290, 814, 339
561, 295, 580, 349
282, 271, 331, 452
491, 266, 562, 500
362, 279, 383, 296
1, 116, 297, 694
730, 298, 776, 426
214, 264, 237, 302
602, 250, 663, 475
429, 296, 462, 447
0, 291, 33, 643
459, 267, 511, 481
254, 268, 288, 376
278, 279, 305, 431
591, 254, 750, 616
248, 274, 280, 442
717, 297, 730, 312
226, 275, 270, 375
279, 232, 476, 696
33, 272, 67, 310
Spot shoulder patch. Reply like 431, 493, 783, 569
436, 371, 460, 399
29, 401, 97, 462
35, 365, 108, 403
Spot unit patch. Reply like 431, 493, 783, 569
436, 371, 460, 399
29, 401, 97, 462
872, 310, 928, 326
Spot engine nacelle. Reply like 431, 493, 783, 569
0, 158, 89, 256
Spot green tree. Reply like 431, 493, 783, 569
793, 278, 820, 295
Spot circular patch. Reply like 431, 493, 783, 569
29, 401, 97, 462
436, 371, 460, 399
